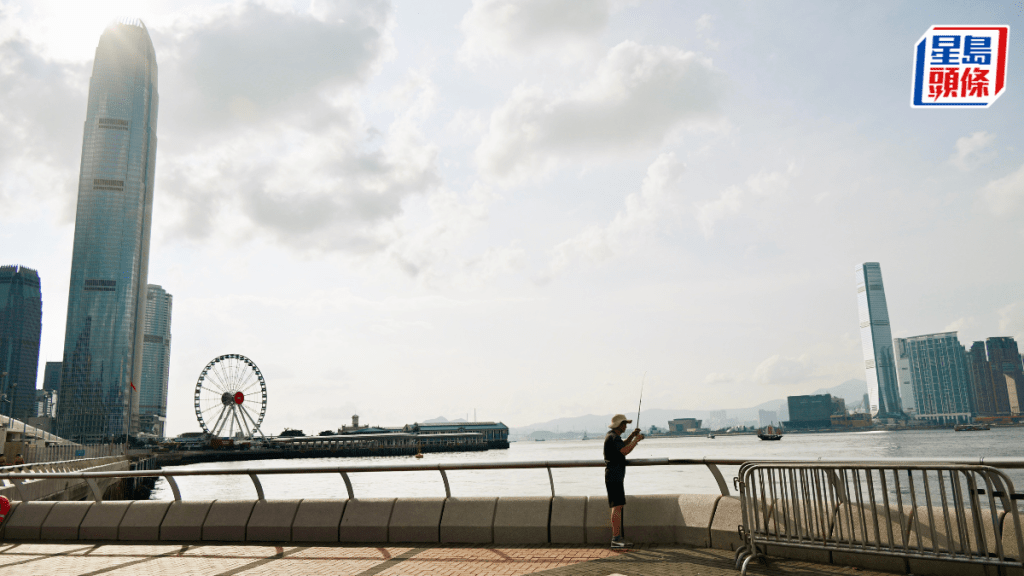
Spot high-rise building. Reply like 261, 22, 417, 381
757, 409, 777, 428
967, 341, 1003, 415
856, 263, 903, 418
139, 285, 171, 436
42, 361, 61, 392
894, 339, 917, 416
786, 394, 833, 429
57, 19, 159, 443
894, 333, 974, 424
0, 265, 43, 420
987, 337, 1024, 415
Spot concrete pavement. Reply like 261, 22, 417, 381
0, 542, 896, 576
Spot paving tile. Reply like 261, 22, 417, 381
0, 541, 937, 576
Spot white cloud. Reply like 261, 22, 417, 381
694, 165, 793, 238
0, 37, 88, 219
149, 7, 448, 258
704, 372, 733, 384
942, 317, 971, 334
459, 0, 609, 65
696, 14, 713, 34
753, 354, 814, 386
544, 152, 685, 278
998, 301, 1024, 343
950, 131, 995, 171
981, 161, 1024, 216
476, 41, 726, 182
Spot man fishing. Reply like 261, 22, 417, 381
604, 413, 644, 548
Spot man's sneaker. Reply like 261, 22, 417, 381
610, 536, 632, 549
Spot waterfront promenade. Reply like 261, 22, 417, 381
0, 542, 893, 575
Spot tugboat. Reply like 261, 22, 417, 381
757, 423, 783, 441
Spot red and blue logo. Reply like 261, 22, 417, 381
912, 25, 1010, 108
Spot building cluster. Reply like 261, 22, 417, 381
784, 263, 1024, 430
784, 393, 871, 430
1, 20, 172, 443
857, 262, 1024, 426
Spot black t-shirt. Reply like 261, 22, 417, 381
604, 430, 627, 480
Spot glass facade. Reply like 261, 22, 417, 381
968, 341, 1003, 415
855, 262, 903, 418
43, 361, 61, 392
57, 19, 159, 443
139, 284, 171, 436
895, 332, 974, 423
0, 265, 43, 420
987, 337, 1024, 415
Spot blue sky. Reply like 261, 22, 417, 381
0, 1, 1021, 436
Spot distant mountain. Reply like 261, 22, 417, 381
509, 379, 868, 435
812, 379, 869, 407
421, 416, 469, 424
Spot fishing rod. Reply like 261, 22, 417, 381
636, 371, 646, 431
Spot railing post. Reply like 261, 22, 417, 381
249, 472, 265, 501
165, 475, 183, 501
439, 467, 451, 498
706, 463, 730, 496
86, 477, 103, 502
340, 472, 355, 499
547, 466, 556, 498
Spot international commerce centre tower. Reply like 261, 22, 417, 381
58, 19, 159, 442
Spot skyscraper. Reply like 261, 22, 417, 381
139, 284, 171, 436
967, 341, 1003, 415
42, 361, 62, 392
894, 333, 974, 424
57, 19, 159, 442
856, 263, 903, 418
0, 265, 43, 420
894, 338, 916, 416
987, 337, 1024, 415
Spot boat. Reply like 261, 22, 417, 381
581, 431, 589, 441
535, 438, 546, 441
757, 423, 783, 441
414, 444, 423, 458
953, 424, 990, 431
707, 433, 715, 439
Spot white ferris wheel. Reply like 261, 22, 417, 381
194, 353, 267, 439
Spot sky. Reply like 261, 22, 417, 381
1, 0, 1022, 438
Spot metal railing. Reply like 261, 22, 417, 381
0, 457, 739, 503
3, 455, 1024, 505
734, 461, 1024, 574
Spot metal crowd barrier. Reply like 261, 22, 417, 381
734, 462, 1024, 575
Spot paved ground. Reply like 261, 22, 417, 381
0, 543, 899, 576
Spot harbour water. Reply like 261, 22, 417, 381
151, 428, 1024, 501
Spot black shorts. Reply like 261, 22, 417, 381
605, 476, 625, 507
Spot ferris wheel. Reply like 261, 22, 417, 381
194, 353, 267, 439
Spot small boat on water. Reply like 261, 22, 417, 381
581, 431, 589, 441
953, 424, 990, 431
535, 438, 546, 441
758, 423, 783, 441
707, 433, 715, 439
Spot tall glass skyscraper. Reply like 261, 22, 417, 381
0, 265, 43, 420
856, 262, 904, 419
139, 284, 171, 436
57, 19, 159, 443
894, 333, 974, 424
